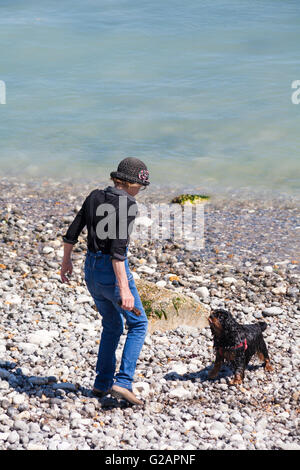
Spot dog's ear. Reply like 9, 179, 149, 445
214, 308, 230, 318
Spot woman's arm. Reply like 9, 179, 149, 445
60, 242, 73, 283
60, 194, 90, 283
112, 259, 134, 311
62, 195, 88, 246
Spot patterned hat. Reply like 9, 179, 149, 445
110, 157, 150, 186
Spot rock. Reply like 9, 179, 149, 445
186, 292, 201, 303
42, 246, 54, 254
12, 394, 25, 406
27, 330, 59, 347
279, 443, 300, 451
13, 420, 29, 433
155, 280, 167, 288
15, 219, 27, 229
168, 386, 191, 400
29, 423, 41, 433
195, 286, 210, 299
76, 295, 92, 304
263, 307, 283, 316
23, 279, 35, 289
7, 431, 19, 444
230, 411, 244, 425
136, 265, 156, 275
183, 420, 199, 432
27, 443, 47, 451
168, 363, 188, 375
208, 422, 227, 438
3, 293, 22, 305
188, 275, 204, 283
264, 266, 273, 273
19, 262, 30, 274
255, 417, 268, 431
18, 343, 38, 354
223, 277, 237, 285
272, 284, 287, 295
57, 441, 73, 450
134, 278, 209, 333
230, 433, 245, 446
0, 432, 9, 442
133, 382, 150, 397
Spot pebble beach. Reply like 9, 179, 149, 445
0, 176, 299, 450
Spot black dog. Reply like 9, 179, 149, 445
208, 308, 273, 384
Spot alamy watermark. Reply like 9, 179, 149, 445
94, 198, 205, 250
0, 80, 6, 104
291, 80, 300, 105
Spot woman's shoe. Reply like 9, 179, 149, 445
92, 387, 111, 399
111, 384, 143, 406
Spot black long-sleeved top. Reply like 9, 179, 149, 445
62, 186, 138, 261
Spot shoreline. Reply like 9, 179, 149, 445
1, 174, 299, 204
1, 176, 299, 266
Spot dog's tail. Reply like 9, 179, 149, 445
258, 321, 268, 332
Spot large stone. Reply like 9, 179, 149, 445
134, 279, 209, 333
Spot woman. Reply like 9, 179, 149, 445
60, 157, 150, 406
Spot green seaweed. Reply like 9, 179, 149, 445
171, 194, 210, 205
140, 296, 168, 320
141, 298, 153, 317
172, 296, 182, 315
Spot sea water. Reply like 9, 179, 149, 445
0, 0, 299, 196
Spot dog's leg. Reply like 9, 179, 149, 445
208, 351, 223, 379
257, 337, 273, 372
230, 370, 244, 385
229, 352, 246, 386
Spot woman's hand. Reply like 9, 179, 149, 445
112, 259, 135, 311
119, 286, 135, 311
60, 258, 73, 283
61, 243, 74, 283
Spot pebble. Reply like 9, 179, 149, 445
76, 295, 92, 304
133, 382, 151, 397
209, 422, 228, 438
3, 294, 22, 305
264, 266, 273, 273
155, 280, 167, 288
223, 277, 237, 285
18, 343, 38, 354
272, 284, 287, 295
263, 307, 284, 316
195, 286, 210, 299
27, 330, 59, 347
136, 265, 156, 275
168, 386, 191, 400
8, 431, 19, 444
42, 246, 54, 254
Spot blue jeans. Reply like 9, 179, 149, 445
84, 249, 148, 392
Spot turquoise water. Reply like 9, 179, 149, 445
0, 0, 300, 195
